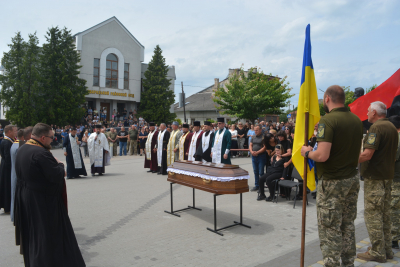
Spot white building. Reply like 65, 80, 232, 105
74, 16, 175, 121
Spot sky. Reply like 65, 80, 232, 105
2, 0, 400, 109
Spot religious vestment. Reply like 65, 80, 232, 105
145, 130, 159, 172
144, 130, 155, 169
195, 130, 215, 163
211, 128, 232, 164
178, 132, 192, 161
10, 140, 23, 222
0, 136, 14, 213
156, 129, 170, 174
63, 134, 87, 178
187, 130, 203, 161
14, 139, 85, 267
88, 132, 110, 175
167, 129, 183, 166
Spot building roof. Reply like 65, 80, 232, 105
74, 16, 144, 48
174, 78, 228, 112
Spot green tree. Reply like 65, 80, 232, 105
0, 28, 87, 127
366, 84, 377, 93
0, 32, 27, 125
39, 27, 87, 126
140, 45, 175, 124
213, 67, 293, 123
279, 114, 288, 123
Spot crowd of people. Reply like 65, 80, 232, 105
1, 85, 400, 266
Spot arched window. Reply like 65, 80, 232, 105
106, 53, 118, 88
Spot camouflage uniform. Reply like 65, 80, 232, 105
391, 180, 400, 242
360, 118, 399, 260
317, 175, 359, 267
391, 131, 400, 242
314, 107, 363, 267
364, 179, 393, 260
109, 131, 118, 157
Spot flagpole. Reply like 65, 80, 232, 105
300, 112, 309, 267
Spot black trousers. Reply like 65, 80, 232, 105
259, 172, 282, 197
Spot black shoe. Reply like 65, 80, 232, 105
393, 241, 399, 249
162, 173, 168, 175
250, 187, 259, 192
157, 172, 162, 175
147, 170, 152, 173
99, 173, 103, 176
152, 171, 157, 173
91, 173, 95, 177
66, 177, 72, 180
265, 196, 273, 202
74, 176, 80, 178
257, 195, 266, 201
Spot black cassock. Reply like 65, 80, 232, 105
14, 140, 85, 267
195, 131, 214, 162
159, 130, 170, 175
63, 135, 87, 178
0, 138, 13, 213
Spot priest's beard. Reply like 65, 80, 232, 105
43, 143, 52, 150
323, 102, 330, 114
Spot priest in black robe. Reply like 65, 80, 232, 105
63, 127, 87, 179
195, 121, 215, 162
14, 123, 85, 267
0, 125, 17, 214
156, 123, 170, 175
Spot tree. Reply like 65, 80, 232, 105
366, 84, 377, 93
0, 32, 28, 126
279, 114, 288, 123
0, 28, 87, 127
140, 45, 175, 124
213, 67, 293, 123
39, 27, 87, 126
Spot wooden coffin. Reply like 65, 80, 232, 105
167, 161, 249, 194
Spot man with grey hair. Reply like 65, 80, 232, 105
358, 101, 399, 262
167, 121, 182, 166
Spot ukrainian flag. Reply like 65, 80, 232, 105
292, 24, 320, 191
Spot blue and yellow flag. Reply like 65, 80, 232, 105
292, 24, 320, 191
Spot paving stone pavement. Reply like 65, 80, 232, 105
308, 239, 400, 267
0, 148, 380, 266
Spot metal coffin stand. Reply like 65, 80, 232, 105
164, 161, 251, 236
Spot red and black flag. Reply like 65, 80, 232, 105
349, 68, 400, 124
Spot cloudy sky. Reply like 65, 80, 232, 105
2, 0, 399, 108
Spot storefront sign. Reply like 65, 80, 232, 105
88, 90, 134, 98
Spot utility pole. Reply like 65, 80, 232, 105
181, 82, 186, 123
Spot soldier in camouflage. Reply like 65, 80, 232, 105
301, 85, 363, 267
389, 115, 400, 249
358, 101, 399, 263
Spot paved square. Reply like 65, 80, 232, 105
0, 148, 371, 266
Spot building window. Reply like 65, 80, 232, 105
106, 53, 118, 88
93, 58, 100, 86
124, 63, 129, 89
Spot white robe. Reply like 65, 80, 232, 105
67, 134, 82, 169
188, 130, 203, 161
212, 128, 226, 164
157, 130, 166, 166
145, 130, 155, 159
88, 132, 111, 167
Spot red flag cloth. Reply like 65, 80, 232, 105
349, 68, 400, 121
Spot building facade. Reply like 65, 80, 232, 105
74, 17, 175, 121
